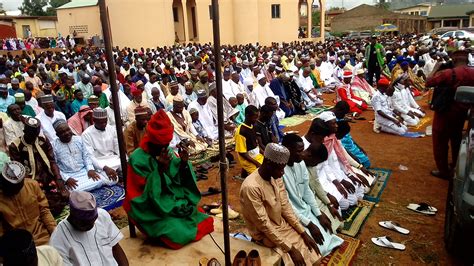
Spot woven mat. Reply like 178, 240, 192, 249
320, 234, 361, 266
364, 168, 391, 203
190, 139, 235, 166
340, 200, 375, 237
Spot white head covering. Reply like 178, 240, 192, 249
2, 161, 25, 184
256, 74, 266, 81
318, 111, 336, 122
264, 143, 290, 165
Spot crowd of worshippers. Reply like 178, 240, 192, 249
1, 36, 77, 51
0, 34, 472, 264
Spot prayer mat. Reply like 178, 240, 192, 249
402, 132, 426, 138
320, 234, 361, 266
54, 205, 70, 223
307, 105, 334, 116
190, 139, 235, 166
90, 184, 125, 211
364, 168, 392, 203
409, 116, 431, 130
340, 200, 375, 237
279, 114, 315, 127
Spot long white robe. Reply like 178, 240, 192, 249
82, 125, 121, 171
187, 100, 218, 140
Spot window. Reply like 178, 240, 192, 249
420, 11, 427, 16
173, 7, 179, 22
69, 25, 88, 34
271, 4, 280, 19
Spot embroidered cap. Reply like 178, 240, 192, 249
196, 89, 207, 98
40, 94, 54, 104
14, 93, 25, 103
92, 107, 107, 119
2, 161, 26, 184
318, 111, 337, 122
88, 95, 99, 103
52, 119, 67, 130
264, 143, 290, 165
24, 117, 40, 128
69, 191, 98, 221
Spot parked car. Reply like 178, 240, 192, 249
444, 86, 474, 263
311, 30, 335, 40
345, 31, 373, 40
440, 30, 474, 41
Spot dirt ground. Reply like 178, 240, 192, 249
196, 93, 459, 265
111, 93, 460, 264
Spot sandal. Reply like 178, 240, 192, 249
407, 203, 437, 215
379, 221, 410, 235
201, 187, 221, 196
371, 236, 406, 250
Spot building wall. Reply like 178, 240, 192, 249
332, 15, 383, 32
394, 5, 430, 16
13, 18, 58, 38
107, 0, 175, 48
0, 21, 16, 38
57, 6, 101, 39
257, 0, 299, 45
470, 14, 474, 27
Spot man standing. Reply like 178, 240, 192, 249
240, 143, 321, 265
427, 50, 474, 180
50, 191, 129, 265
53, 119, 117, 191
0, 160, 57, 246
36, 95, 67, 141
82, 108, 121, 182
365, 36, 385, 85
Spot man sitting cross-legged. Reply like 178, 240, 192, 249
124, 109, 214, 249
52, 119, 117, 191
50, 191, 129, 265
81, 108, 121, 182
240, 143, 321, 265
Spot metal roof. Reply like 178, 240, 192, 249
56, 0, 98, 10
428, 3, 474, 19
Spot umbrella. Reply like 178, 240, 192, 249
375, 24, 398, 32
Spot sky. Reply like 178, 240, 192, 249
3, 0, 375, 12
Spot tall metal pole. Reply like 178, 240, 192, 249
211, 1, 231, 265
98, 0, 135, 238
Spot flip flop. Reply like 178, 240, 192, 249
200, 187, 221, 196
407, 203, 437, 215
379, 221, 410, 235
371, 236, 406, 250
199, 257, 209, 266
207, 258, 221, 266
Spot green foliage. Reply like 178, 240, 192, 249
19, 0, 48, 16
376, 2, 390, 10
0, 3, 6, 15
312, 10, 321, 26
46, 0, 71, 15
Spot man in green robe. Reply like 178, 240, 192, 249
123, 109, 213, 249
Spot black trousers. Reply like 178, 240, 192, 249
367, 65, 381, 86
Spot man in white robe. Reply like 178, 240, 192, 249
82, 108, 121, 181
254, 74, 277, 108
36, 95, 66, 142
187, 90, 218, 140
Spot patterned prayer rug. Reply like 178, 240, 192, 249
190, 139, 235, 166
90, 184, 125, 211
409, 116, 431, 130
340, 200, 375, 237
364, 168, 392, 203
320, 234, 361, 266
307, 105, 334, 116
279, 105, 334, 127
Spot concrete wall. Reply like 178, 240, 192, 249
14, 18, 58, 38
470, 14, 474, 27
257, 0, 299, 45
57, 6, 101, 39
107, 0, 175, 48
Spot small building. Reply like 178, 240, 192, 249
393, 3, 432, 17
325, 9, 345, 28
56, 0, 327, 48
468, 10, 474, 27
427, 3, 474, 29
0, 15, 58, 39
331, 4, 426, 34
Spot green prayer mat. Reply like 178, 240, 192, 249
279, 105, 334, 127
340, 200, 375, 237
54, 205, 70, 223
190, 139, 235, 166
320, 234, 361, 266
363, 168, 391, 203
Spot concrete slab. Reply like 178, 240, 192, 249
120, 219, 282, 265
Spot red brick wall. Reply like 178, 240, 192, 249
0, 25, 17, 39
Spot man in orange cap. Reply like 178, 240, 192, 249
123, 109, 213, 249
371, 78, 407, 135
336, 71, 368, 114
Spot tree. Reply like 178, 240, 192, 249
312, 10, 321, 26
46, 0, 71, 16
375, 1, 390, 10
19, 0, 48, 16
0, 3, 6, 15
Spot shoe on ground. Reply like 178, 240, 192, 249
232, 250, 247, 266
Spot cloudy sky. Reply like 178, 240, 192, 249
3, 0, 374, 12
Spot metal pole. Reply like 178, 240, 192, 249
98, 0, 135, 238
211, 1, 231, 265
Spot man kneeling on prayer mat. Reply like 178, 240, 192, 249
0, 159, 57, 246
82, 108, 121, 182
52, 119, 117, 191
240, 143, 321, 265
124, 109, 214, 249
50, 191, 129, 265
281, 134, 344, 256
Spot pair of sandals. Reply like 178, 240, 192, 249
372, 221, 410, 251
407, 202, 437, 215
